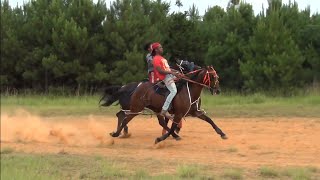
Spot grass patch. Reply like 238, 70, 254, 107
0, 153, 127, 180
259, 166, 279, 177
1, 153, 213, 180
222, 168, 243, 180
201, 93, 320, 117
133, 169, 150, 179
0, 147, 15, 154
1, 95, 119, 117
177, 164, 200, 178
150, 174, 177, 180
282, 167, 314, 180
1, 153, 318, 179
2, 93, 320, 117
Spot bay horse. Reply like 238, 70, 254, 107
99, 60, 200, 137
100, 61, 227, 139
109, 66, 227, 144
100, 81, 208, 138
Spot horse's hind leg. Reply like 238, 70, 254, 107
110, 114, 138, 137
197, 114, 227, 139
116, 111, 129, 134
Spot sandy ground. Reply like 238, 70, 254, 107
1, 110, 320, 169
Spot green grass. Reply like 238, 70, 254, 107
2, 93, 320, 117
282, 167, 316, 180
1, 95, 119, 117
0, 153, 130, 180
133, 169, 150, 179
176, 164, 200, 178
1, 153, 319, 180
0, 153, 209, 180
201, 92, 320, 118
222, 168, 243, 179
0, 147, 15, 154
259, 166, 279, 178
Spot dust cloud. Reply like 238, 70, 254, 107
0, 109, 114, 147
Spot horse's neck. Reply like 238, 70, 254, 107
188, 82, 203, 103
180, 71, 205, 102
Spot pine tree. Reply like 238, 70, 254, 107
240, 4, 304, 92
204, 3, 255, 89
1, 1, 25, 88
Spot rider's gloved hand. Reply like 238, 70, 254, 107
173, 71, 183, 78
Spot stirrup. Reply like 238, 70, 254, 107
160, 111, 174, 120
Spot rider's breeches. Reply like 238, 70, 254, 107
162, 74, 177, 111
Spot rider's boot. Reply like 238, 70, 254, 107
160, 109, 174, 120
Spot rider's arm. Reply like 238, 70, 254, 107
155, 66, 181, 77
155, 66, 173, 75
154, 56, 181, 76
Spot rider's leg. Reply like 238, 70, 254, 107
160, 75, 177, 119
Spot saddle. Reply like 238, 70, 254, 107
153, 80, 185, 97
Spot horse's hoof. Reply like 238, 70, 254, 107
109, 132, 119, 137
221, 135, 228, 140
174, 136, 182, 141
155, 138, 161, 144
175, 128, 181, 134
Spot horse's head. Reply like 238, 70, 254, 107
204, 66, 220, 95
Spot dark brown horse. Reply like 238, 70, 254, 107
109, 66, 227, 144
100, 60, 200, 137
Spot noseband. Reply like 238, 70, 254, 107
203, 68, 219, 88
178, 67, 219, 90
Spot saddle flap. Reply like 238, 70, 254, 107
153, 80, 184, 97
153, 82, 169, 96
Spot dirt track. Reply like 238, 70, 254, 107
1, 111, 320, 169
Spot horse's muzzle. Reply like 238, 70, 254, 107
210, 88, 220, 95
216, 89, 221, 95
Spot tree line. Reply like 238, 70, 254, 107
1, 0, 319, 94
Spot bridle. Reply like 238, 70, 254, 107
203, 66, 219, 88
176, 66, 219, 90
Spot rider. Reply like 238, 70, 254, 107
152, 42, 182, 119
144, 42, 155, 83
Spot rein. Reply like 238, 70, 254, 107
178, 77, 211, 89
175, 69, 218, 89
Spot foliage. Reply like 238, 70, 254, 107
1, 0, 319, 93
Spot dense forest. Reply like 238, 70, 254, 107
1, 0, 319, 94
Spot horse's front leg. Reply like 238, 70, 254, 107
155, 116, 182, 144
197, 114, 227, 139
157, 115, 180, 139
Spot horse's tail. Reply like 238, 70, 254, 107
99, 82, 141, 107
99, 85, 122, 106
